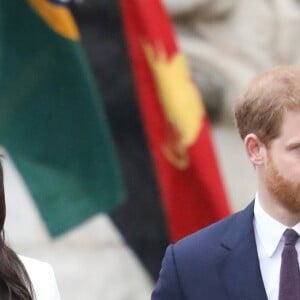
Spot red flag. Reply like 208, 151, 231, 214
120, 0, 231, 242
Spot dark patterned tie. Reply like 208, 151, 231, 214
279, 229, 300, 300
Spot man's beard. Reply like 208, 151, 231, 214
264, 152, 300, 213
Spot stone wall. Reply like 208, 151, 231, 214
163, 0, 300, 121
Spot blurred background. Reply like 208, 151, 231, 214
2, 0, 300, 299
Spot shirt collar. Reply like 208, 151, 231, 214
254, 194, 288, 257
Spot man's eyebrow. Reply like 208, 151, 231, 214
286, 141, 300, 149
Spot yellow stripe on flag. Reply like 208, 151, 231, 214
27, 0, 80, 40
144, 43, 205, 169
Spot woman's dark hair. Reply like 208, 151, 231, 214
0, 161, 34, 299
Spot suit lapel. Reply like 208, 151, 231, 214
218, 202, 268, 300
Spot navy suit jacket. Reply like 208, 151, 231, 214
151, 202, 269, 300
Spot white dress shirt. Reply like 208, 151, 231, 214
253, 195, 300, 300
19, 256, 61, 300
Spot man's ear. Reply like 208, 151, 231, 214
244, 133, 266, 166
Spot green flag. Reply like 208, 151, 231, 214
0, 0, 124, 236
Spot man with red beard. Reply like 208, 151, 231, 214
152, 66, 300, 300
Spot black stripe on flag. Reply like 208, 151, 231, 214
70, 0, 169, 280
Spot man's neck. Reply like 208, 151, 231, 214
257, 189, 300, 227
